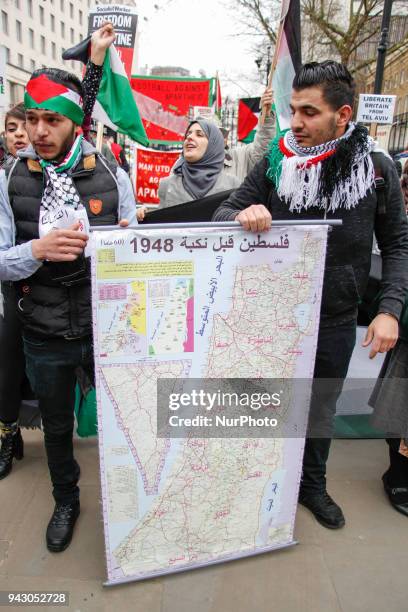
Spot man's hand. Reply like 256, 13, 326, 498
91, 22, 116, 66
136, 207, 147, 222
235, 204, 272, 232
260, 87, 274, 122
260, 87, 273, 110
362, 313, 399, 359
119, 218, 129, 227
32, 222, 88, 262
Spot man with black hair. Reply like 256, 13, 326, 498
214, 61, 408, 529
0, 65, 136, 552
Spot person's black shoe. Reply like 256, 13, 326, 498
298, 490, 345, 529
382, 471, 408, 517
46, 501, 80, 552
0, 428, 24, 480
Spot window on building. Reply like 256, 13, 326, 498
27, 0, 33, 17
51, 14, 55, 32
10, 80, 23, 102
4, 47, 10, 63
18, 53, 23, 69
60, 0, 65, 10
30, 59, 35, 71
41, 35, 46, 54
1, 11, 8, 35
70, 27, 74, 43
79, 10, 83, 25
61, 21, 65, 37
16, 20, 22, 42
29, 28, 34, 48
52, 42, 56, 59
70, 2, 73, 18
15, 0, 20, 9
39, 5, 44, 25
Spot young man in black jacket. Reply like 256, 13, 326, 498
0, 65, 136, 552
213, 61, 408, 529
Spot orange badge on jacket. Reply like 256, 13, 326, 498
89, 199, 103, 215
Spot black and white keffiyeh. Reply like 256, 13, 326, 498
267, 123, 377, 213
40, 135, 83, 213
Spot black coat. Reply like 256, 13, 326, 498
213, 153, 408, 327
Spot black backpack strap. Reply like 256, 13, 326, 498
371, 152, 387, 216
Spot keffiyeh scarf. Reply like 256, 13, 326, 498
39, 135, 83, 213
266, 123, 376, 213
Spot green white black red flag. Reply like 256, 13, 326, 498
272, 0, 301, 131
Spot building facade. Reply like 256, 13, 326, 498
0, 0, 92, 114
0, 0, 138, 126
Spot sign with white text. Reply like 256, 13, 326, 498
88, 4, 138, 77
357, 94, 396, 124
134, 146, 180, 204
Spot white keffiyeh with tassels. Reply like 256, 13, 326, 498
277, 122, 377, 213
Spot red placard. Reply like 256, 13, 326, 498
131, 77, 214, 144
135, 147, 180, 204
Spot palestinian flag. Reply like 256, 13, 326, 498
238, 97, 260, 143
25, 74, 84, 125
93, 47, 148, 146
63, 38, 148, 146
272, 0, 301, 132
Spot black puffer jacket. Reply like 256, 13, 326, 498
213, 152, 408, 327
8, 150, 119, 339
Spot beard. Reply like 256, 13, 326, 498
51, 126, 77, 163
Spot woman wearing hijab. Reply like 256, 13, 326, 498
158, 118, 241, 209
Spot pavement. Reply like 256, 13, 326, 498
1, 430, 407, 612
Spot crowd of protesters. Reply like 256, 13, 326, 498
1, 22, 408, 556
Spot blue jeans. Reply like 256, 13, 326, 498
23, 334, 94, 504
301, 321, 357, 494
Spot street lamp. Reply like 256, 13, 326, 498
255, 46, 272, 86
374, 0, 394, 94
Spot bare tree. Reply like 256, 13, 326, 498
231, 0, 408, 77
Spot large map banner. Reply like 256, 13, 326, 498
91, 225, 328, 585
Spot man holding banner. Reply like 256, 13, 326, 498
214, 60, 408, 529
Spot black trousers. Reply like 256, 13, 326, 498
386, 438, 408, 486
23, 333, 94, 504
301, 321, 357, 494
0, 283, 31, 423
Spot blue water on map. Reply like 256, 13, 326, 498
294, 303, 311, 332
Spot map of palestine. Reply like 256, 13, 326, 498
92, 226, 328, 583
